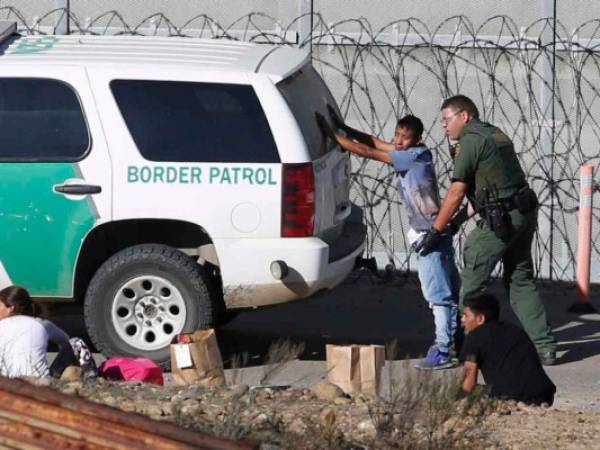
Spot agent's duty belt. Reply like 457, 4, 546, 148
479, 187, 538, 215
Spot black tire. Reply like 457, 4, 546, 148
84, 244, 221, 368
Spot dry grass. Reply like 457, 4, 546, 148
361, 341, 495, 449
173, 339, 496, 449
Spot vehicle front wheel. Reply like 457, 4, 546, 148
84, 244, 220, 367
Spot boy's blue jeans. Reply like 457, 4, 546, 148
416, 233, 461, 354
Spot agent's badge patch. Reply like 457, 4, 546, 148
450, 143, 461, 159
492, 130, 509, 143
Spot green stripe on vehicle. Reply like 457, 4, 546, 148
0, 163, 95, 296
10, 37, 60, 55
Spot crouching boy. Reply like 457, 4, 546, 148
459, 292, 556, 405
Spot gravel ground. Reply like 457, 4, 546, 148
37, 373, 600, 450
46, 274, 600, 447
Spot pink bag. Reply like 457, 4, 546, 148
99, 357, 164, 385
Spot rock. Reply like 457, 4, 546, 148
160, 402, 173, 416
120, 400, 136, 412
497, 403, 513, 415
288, 417, 307, 434
171, 386, 207, 403
179, 399, 202, 416
60, 366, 82, 382
357, 419, 376, 435
23, 376, 52, 387
139, 403, 163, 417
255, 413, 269, 424
253, 393, 272, 406
312, 381, 345, 401
516, 402, 538, 414
102, 396, 117, 407
442, 417, 473, 436
67, 381, 84, 390
223, 384, 249, 400
355, 393, 379, 405
260, 443, 282, 450
320, 407, 336, 427
61, 381, 83, 396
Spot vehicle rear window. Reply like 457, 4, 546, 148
0, 78, 89, 162
277, 65, 340, 160
110, 80, 280, 163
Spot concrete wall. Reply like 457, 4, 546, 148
2, 1, 599, 281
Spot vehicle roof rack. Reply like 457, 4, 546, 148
0, 21, 17, 44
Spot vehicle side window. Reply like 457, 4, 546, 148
110, 80, 280, 163
0, 78, 89, 162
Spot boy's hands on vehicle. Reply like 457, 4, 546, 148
327, 104, 345, 130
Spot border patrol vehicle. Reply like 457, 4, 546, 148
0, 22, 366, 365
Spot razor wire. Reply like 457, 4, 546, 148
2, 6, 600, 283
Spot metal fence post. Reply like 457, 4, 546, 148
539, 0, 556, 279
298, 0, 313, 56
54, 0, 70, 35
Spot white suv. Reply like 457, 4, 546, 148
0, 22, 366, 365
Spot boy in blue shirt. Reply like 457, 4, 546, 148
317, 111, 460, 369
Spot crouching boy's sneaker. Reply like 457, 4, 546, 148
416, 345, 455, 370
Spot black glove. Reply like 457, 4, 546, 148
414, 227, 442, 256
327, 104, 345, 131
447, 218, 460, 236
315, 112, 335, 140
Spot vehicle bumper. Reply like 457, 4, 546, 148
216, 216, 366, 308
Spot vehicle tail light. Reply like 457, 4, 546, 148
281, 163, 314, 237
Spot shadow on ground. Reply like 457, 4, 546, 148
51, 270, 600, 368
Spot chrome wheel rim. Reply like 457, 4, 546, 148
111, 275, 186, 351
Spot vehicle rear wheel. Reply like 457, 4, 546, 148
84, 244, 221, 368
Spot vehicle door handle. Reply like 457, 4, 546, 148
54, 184, 102, 195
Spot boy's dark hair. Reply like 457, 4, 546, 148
0, 285, 33, 316
441, 95, 480, 119
396, 115, 424, 140
463, 292, 500, 323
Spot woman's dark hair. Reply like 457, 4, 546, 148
463, 292, 500, 322
0, 285, 34, 316
396, 114, 424, 140
441, 95, 480, 119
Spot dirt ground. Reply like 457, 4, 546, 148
48, 273, 600, 448
40, 374, 600, 450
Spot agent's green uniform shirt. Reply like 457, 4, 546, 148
452, 119, 527, 202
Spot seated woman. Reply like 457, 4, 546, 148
0, 285, 71, 378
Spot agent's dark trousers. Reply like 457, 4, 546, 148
460, 208, 556, 353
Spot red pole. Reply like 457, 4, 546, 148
569, 164, 596, 313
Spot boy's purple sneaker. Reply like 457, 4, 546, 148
415, 345, 455, 370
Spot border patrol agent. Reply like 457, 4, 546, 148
415, 95, 557, 366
